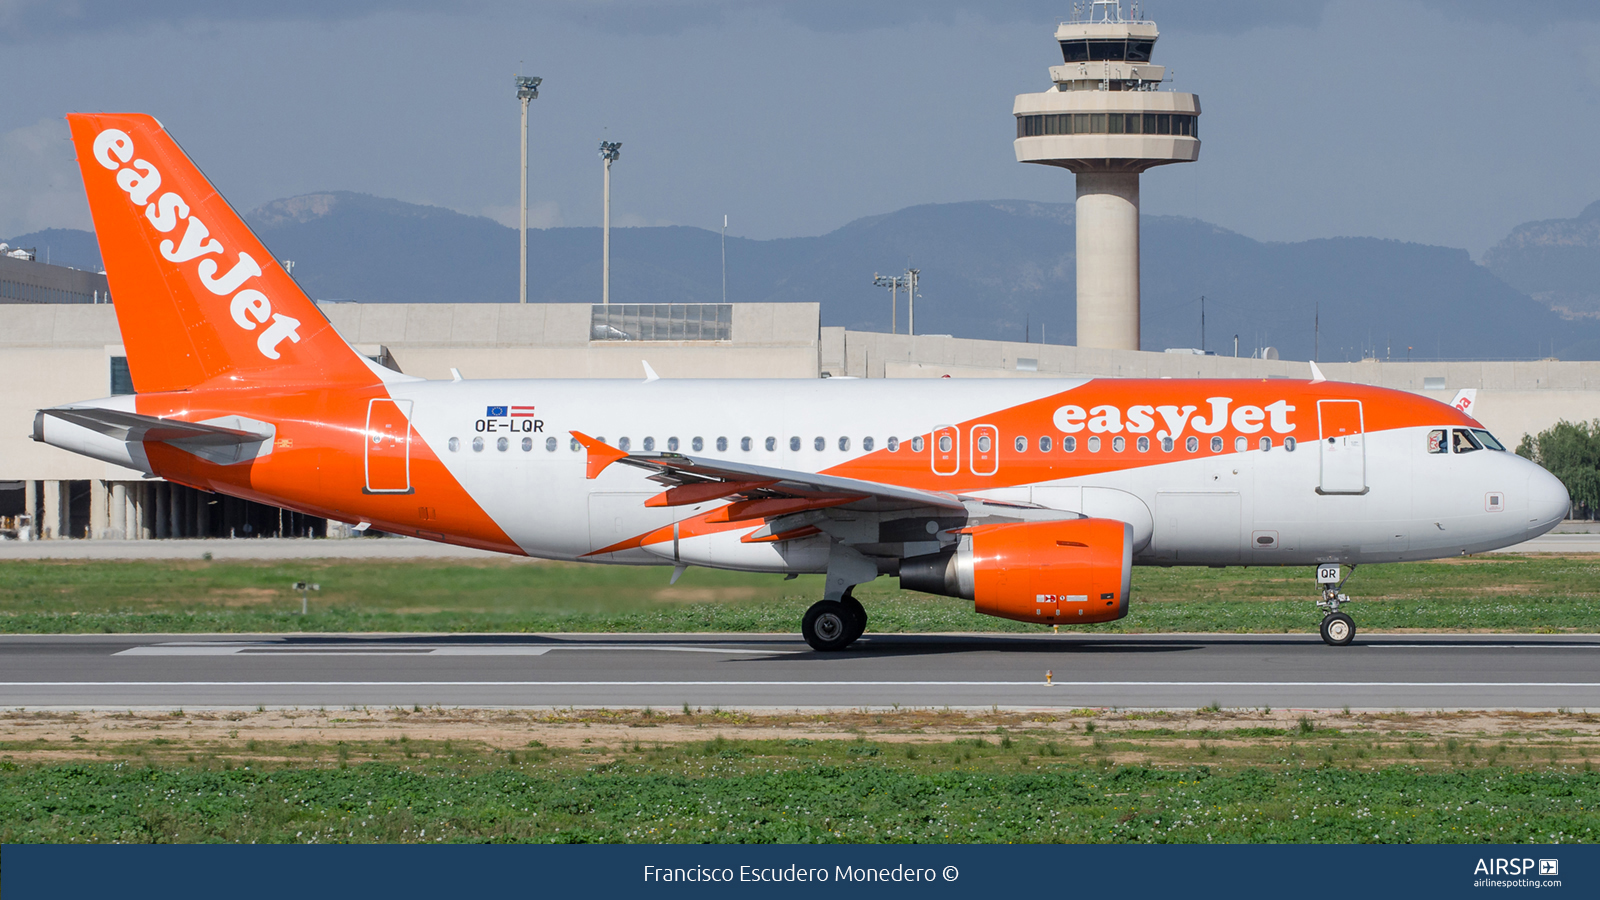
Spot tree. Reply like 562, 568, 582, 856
1517, 419, 1600, 519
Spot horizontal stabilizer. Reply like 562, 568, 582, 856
39, 407, 271, 446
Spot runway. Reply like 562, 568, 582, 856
1, 632, 1597, 711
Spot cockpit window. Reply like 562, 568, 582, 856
1452, 428, 1483, 454
1427, 429, 1447, 454
1472, 429, 1506, 451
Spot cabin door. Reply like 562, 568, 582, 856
1317, 399, 1366, 494
364, 398, 413, 494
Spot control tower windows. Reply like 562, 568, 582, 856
1018, 112, 1197, 138
1059, 39, 1154, 63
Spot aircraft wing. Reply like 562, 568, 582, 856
39, 407, 273, 446
571, 431, 966, 516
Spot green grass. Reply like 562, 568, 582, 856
0, 554, 1596, 634
1, 749, 1594, 843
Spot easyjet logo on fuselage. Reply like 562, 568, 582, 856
92, 128, 300, 361
1053, 397, 1295, 441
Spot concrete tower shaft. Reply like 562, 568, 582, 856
1012, 2, 1200, 351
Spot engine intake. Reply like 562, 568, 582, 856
900, 517, 1132, 624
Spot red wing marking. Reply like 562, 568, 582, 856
740, 524, 823, 544
571, 431, 628, 479
705, 495, 862, 524
644, 480, 778, 508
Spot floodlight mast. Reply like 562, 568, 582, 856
515, 74, 541, 305
872, 272, 907, 334
599, 141, 622, 305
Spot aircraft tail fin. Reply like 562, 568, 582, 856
66, 113, 377, 393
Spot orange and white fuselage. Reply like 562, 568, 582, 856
34, 113, 1571, 645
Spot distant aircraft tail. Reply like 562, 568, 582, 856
66, 113, 377, 393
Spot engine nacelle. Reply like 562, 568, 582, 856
900, 517, 1132, 625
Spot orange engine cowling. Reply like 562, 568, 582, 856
899, 517, 1132, 625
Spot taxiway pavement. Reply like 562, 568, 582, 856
1, 632, 1595, 711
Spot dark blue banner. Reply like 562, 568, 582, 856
3, 843, 1591, 898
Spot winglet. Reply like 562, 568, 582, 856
571, 431, 627, 479
1309, 361, 1327, 384
642, 360, 660, 383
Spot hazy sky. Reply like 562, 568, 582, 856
3, 0, 1599, 255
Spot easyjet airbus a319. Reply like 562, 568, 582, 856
34, 114, 1570, 648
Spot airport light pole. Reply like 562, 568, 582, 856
599, 140, 622, 306
872, 272, 906, 334
906, 268, 920, 337
515, 75, 541, 305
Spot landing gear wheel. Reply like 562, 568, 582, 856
841, 590, 867, 644
803, 600, 855, 651
1320, 612, 1356, 646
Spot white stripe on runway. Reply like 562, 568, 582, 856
113, 645, 794, 657
3, 680, 1600, 687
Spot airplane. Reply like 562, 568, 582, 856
33, 113, 1571, 649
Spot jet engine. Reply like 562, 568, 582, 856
899, 517, 1132, 624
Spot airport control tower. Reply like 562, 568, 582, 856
1014, 1, 1199, 351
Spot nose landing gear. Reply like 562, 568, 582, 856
1315, 564, 1356, 646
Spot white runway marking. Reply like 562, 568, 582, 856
113, 644, 794, 658
4, 680, 1600, 688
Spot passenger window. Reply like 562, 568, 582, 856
618, 437, 630, 451
814, 436, 825, 451
1088, 436, 1101, 452
1452, 428, 1482, 454
496, 437, 509, 452
1112, 436, 1125, 452
887, 437, 900, 451
767, 437, 777, 452
1210, 436, 1223, 452
713, 437, 725, 452
911, 436, 925, 452
1259, 436, 1271, 452
863, 436, 875, 451
472, 436, 485, 452
1235, 436, 1247, 453
1161, 437, 1174, 452
1186, 436, 1199, 453
692, 437, 704, 452
1039, 435, 1052, 452
1284, 437, 1297, 452
1063, 436, 1076, 452
938, 434, 952, 452
543, 437, 555, 452
839, 436, 850, 451
643, 437, 656, 451
738, 437, 748, 452
1427, 429, 1447, 454
1014, 436, 1027, 452
789, 436, 801, 452
448, 437, 460, 453
976, 434, 991, 453
524, 436, 535, 451
570, 437, 581, 452
1473, 429, 1506, 451
1137, 436, 1149, 452
667, 437, 679, 451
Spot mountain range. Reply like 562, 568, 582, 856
10, 193, 1600, 362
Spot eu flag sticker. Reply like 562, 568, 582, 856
486, 406, 508, 417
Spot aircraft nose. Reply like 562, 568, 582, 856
1525, 467, 1570, 537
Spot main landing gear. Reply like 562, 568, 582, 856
802, 587, 868, 651
1315, 563, 1356, 646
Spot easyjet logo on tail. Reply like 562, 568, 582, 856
91, 128, 301, 361
1053, 397, 1295, 441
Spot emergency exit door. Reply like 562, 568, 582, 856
364, 398, 413, 494
1317, 399, 1365, 494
